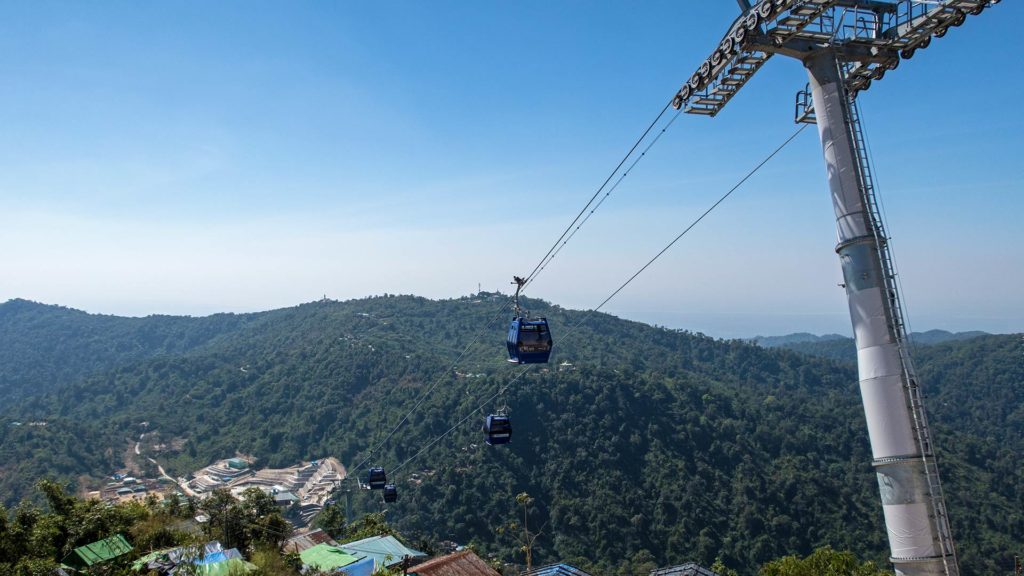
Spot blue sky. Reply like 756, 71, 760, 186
1, 1, 1020, 338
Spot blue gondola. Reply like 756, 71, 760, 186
506, 276, 553, 364
507, 317, 553, 364
367, 467, 387, 490
483, 414, 512, 445
383, 483, 398, 502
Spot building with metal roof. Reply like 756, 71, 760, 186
408, 550, 499, 576
339, 534, 427, 570
62, 534, 133, 569
522, 564, 595, 576
649, 562, 720, 576
273, 491, 299, 507
283, 529, 340, 553
226, 458, 249, 470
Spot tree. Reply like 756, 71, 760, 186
497, 492, 543, 572
711, 557, 740, 576
238, 488, 289, 548
313, 504, 347, 539
202, 489, 241, 547
342, 512, 395, 542
758, 546, 889, 576
200, 488, 290, 551
250, 545, 303, 576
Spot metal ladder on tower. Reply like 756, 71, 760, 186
845, 87, 960, 575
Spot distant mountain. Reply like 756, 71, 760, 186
909, 329, 990, 346
750, 332, 848, 347
0, 298, 259, 399
752, 329, 992, 364
1, 296, 1020, 575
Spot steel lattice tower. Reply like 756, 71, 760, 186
671, 1, 1001, 574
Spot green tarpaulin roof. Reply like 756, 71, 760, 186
197, 558, 256, 576
300, 543, 363, 571
64, 534, 133, 568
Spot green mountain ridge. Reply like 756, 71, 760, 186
1, 296, 1021, 575
0, 298, 261, 400
749, 333, 849, 347
752, 329, 994, 365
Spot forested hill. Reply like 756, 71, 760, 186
1, 295, 1021, 575
0, 298, 259, 399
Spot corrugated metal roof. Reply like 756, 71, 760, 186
522, 564, 595, 576
649, 562, 720, 576
340, 535, 426, 568
64, 534, 133, 567
283, 529, 339, 553
409, 550, 500, 576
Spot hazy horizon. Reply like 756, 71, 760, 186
6, 293, 1019, 341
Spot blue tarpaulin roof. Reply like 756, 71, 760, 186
197, 549, 243, 565
338, 556, 375, 576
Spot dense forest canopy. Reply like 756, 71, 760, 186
0, 299, 258, 400
1, 296, 1021, 575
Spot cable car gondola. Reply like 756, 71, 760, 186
507, 317, 553, 364
383, 483, 398, 502
483, 414, 512, 445
506, 276, 553, 364
367, 467, 387, 490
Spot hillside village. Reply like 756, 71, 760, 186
6, 463, 897, 576
186, 457, 344, 527
49, 451, 737, 576
57, 449, 744, 576
67, 523, 729, 576
59, 522, 731, 576
91, 453, 343, 528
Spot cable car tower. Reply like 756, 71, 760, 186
672, 1, 999, 574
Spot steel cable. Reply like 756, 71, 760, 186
349, 98, 682, 474
389, 123, 810, 477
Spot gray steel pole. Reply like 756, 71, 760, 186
804, 49, 958, 576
